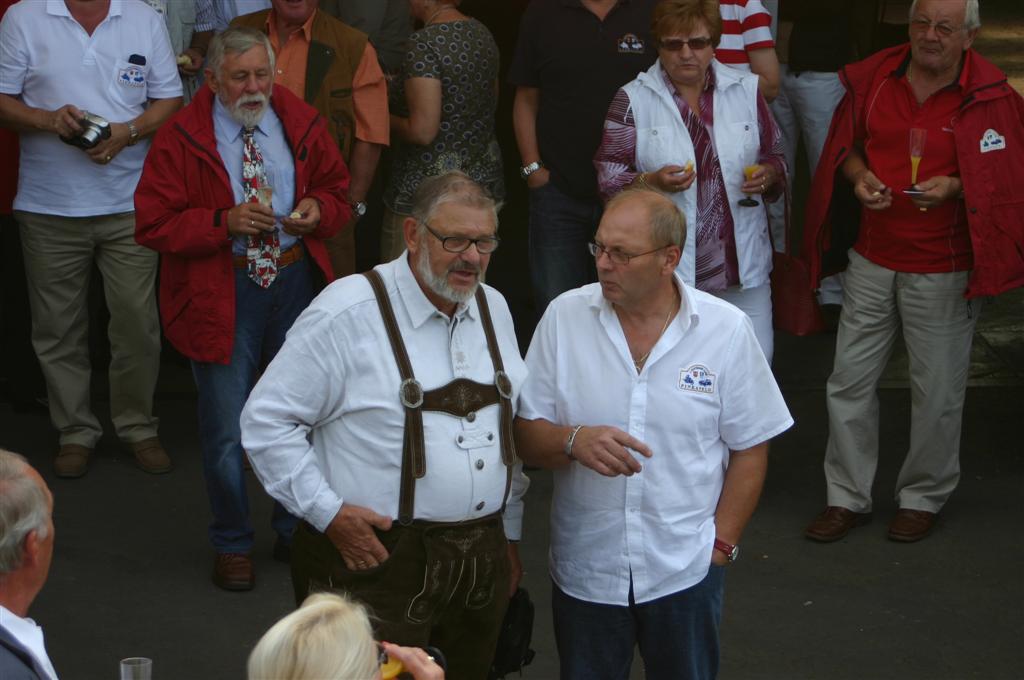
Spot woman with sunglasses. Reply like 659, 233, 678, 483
248, 593, 444, 680
595, 0, 785, 362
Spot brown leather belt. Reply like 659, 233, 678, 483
233, 242, 304, 269
363, 269, 517, 525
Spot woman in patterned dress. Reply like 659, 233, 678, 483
381, 0, 504, 261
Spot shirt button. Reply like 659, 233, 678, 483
487, 433, 494, 441
475, 459, 485, 470
466, 411, 476, 422
475, 501, 485, 511
457, 435, 464, 443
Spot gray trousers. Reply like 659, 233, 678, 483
824, 250, 981, 513
16, 210, 160, 448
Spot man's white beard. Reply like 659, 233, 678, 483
222, 91, 270, 129
415, 241, 480, 305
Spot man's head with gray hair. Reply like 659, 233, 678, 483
909, 0, 980, 30
404, 172, 500, 313
409, 170, 499, 228
0, 450, 51, 576
205, 27, 276, 129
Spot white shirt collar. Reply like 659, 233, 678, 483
588, 271, 700, 335
49, 0, 121, 18
0, 605, 59, 680
394, 252, 477, 329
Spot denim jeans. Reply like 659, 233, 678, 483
552, 566, 726, 680
191, 256, 314, 553
527, 181, 600, 315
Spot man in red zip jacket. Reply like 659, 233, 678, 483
135, 26, 350, 590
801, 0, 1024, 544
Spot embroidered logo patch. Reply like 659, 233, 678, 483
118, 67, 145, 87
980, 128, 1006, 153
617, 33, 646, 54
679, 365, 715, 393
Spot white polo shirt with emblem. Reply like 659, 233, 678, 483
519, 273, 793, 605
0, 0, 182, 217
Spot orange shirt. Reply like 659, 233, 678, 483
267, 9, 389, 145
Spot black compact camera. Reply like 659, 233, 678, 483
60, 112, 111, 150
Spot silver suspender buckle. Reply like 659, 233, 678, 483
400, 378, 424, 409
494, 370, 513, 400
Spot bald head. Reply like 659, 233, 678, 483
604, 188, 686, 249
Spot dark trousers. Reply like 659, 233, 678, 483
191, 257, 313, 553
292, 514, 511, 680
552, 566, 726, 680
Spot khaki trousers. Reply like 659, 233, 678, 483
824, 250, 981, 513
16, 210, 160, 448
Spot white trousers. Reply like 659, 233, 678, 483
769, 66, 846, 304
824, 250, 981, 513
713, 282, 773, 364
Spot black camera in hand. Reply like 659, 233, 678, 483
60, 111, 111, 150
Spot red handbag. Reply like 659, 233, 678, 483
769, 185, 825, 336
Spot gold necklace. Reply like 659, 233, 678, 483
632, 297, 678, 373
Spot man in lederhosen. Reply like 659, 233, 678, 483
240, 170, 527, 680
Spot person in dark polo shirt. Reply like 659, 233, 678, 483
509, 0, 657, 316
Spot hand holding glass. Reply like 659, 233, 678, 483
739, 164, 762, 207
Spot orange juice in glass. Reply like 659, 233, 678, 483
739, 164, 761, 207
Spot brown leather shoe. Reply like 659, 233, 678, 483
213, 553, 254, 591
805, 506, 871, 542
130, 437, 172, 474
54, 444, 92, 478
887, 509, 936, 543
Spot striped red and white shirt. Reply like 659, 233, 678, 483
716, 0, 774, 69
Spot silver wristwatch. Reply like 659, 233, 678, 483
520, 160, 544, 180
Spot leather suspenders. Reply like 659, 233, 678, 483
363, 270, 517, 525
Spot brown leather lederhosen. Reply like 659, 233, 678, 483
362, 270, 516, 525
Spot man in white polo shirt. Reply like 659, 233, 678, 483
515, 189, 793, 680
0, 0, 182, 478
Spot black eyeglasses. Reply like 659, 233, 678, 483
588, 240, 669, 265
421, 220, 500, 254
909, 18, 964, 38
658, 36, 714, 52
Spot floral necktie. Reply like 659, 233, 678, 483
242, 127, 279, 288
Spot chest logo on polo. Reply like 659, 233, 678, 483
679, 365, 715, 393
980, 129, 1006, 153
618, 33, 646, 54
118, 66, 146, 88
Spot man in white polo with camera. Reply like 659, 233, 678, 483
0, 0, 182, 478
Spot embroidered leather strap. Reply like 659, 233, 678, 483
363, 271, 516, 524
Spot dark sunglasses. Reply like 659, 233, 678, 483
659, 36, 714, 51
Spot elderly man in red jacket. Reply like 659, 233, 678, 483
135, 26, 350, 590
802, 0, 1024, 544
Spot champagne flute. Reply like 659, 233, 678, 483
738, 164, 761, 207
909, 128, 926, 188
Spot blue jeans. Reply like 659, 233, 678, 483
552, 566, 725, 680
527, 181, 600, 315
191, 257, 314, 553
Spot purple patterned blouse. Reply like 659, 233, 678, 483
595, 66, 784, 292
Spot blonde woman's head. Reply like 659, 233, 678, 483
248, 592, 379, 680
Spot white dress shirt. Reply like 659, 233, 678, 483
0, 0, 182, 216
518, 274, 793, 605
241, 255, 529, 539
0, 605, 58, 680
